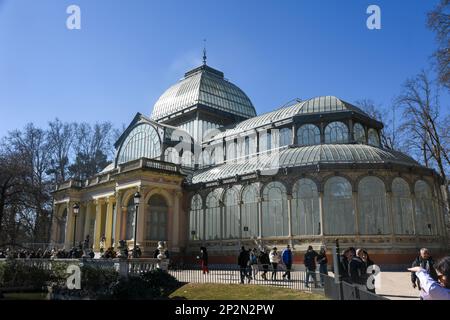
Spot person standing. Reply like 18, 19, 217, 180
238, 246, 251, 283
269, 247, 281, 281
259, 248, 270, 280
282, 245, 293, 280
317, 246, 328, 287
304, 245, 318, 288
249, 248, 259, 279
411, 248, 438, 291
349, 248, 365, 287
408, 256, 450, 300
199, 246, 209, 274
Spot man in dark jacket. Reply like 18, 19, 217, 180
337, 248, 353, 283
304, 245, 318, 288
411, 248, 438, 290
349, 249, 366, 285
238, 246, 251, 284
259, 248, 270, 280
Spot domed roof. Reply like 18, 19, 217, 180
191, 144, 419, 184
151, 65, 256, 121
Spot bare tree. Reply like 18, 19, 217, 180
354, 99, 398, 150
427, 0, 450, 90
47, 119, 75, 184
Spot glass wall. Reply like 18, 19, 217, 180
358, 176, 389, 235
392, 178, 414, 235
353, 123, 366, 144
324, 122, 349, 144
292, 178, 320, 235
368, 129, 380, 147
164, 147, 180, 164
224, 187, 240, 239
297, 124, 321, 146
414, 180, 436, 235
189, 194, 204, 241
241, 183, 259, 238
262, 182, 288, 237
205, 189, 222, 240
324, 176, 354, 234
279, 128, 292, 147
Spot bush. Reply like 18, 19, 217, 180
141, 268, 180, 296
0, 260, 52, 290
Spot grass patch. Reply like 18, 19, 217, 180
169, 283, 326, 300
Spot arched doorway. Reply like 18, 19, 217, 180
146, 195, 168, 241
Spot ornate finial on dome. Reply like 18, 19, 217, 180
203, 39, 207, 65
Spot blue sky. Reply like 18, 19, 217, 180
0, 0, 447, 138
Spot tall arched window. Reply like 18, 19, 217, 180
224, 187, 240, 239
205, 189, 222, 240
279, 128, 292, 147
297, 124, 320, 146
353, 123, 366, 144
117, 123, 161, 164
241, 183, 259, 238
392, 178, 414, 235
324, 176, 354, 234
368, 129, 380, 146
189, 194, 203, 241
292, 179, 320, 235
415, 181, 436, 235
57, 208, 67, 244
259, 131, 272, 152
126, 197, 136, 240
181, 151, 193, 168
164, 147, 180, 164
226, 139, 237, 163
324, 122, 348, 144
358, 176, 389, 235
262, 182, 288, 237
146, 195, 168, 240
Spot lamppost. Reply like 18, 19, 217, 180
72, 203, 80, 248
133, 191, 141, 258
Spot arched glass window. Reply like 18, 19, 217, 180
57, 208, 67, 244
241, 183, 259, 238
146, 195, 168, 241
181, 151, 193, 168
292, 179, 320, 235
324, 122, 348, 144
368, 129, 380, 146
358, 176, 389, 235
415, 181, 436, 235
209, 144, 223, 165
353, 123, 366, 144
262, 182, 288, 237
126, 197, 136, 240
189, 195, 203, 241
324, 177, 354, 234
205, 189, 222, 240
297, 124, 320, 146
117, 123, 161, 164
279, 128, 292, 147
224, 187, 240, 239
164, 147, 180, 164
392, 178, 414, 235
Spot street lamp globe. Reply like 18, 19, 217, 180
73, 203, 80, 216
134, 191, 141, 205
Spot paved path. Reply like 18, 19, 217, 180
376, 272, 420, 300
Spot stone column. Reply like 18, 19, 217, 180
136, 192, 146, 245
105, 197, 115, 249
202, 204, 206, 245
238, 200, 243, 240
93, 199, 105, 251
173, 191, 183, 250
386, 191, 396, 245
318, 191, 324, 236
64, 201, 74, 249
113, 192, 123, 247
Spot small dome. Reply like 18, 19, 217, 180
151, 65, 256, 121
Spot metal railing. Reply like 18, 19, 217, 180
323, 274, 388, 300
167, 264, 312, 292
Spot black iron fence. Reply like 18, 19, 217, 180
323, 274, 388, 300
